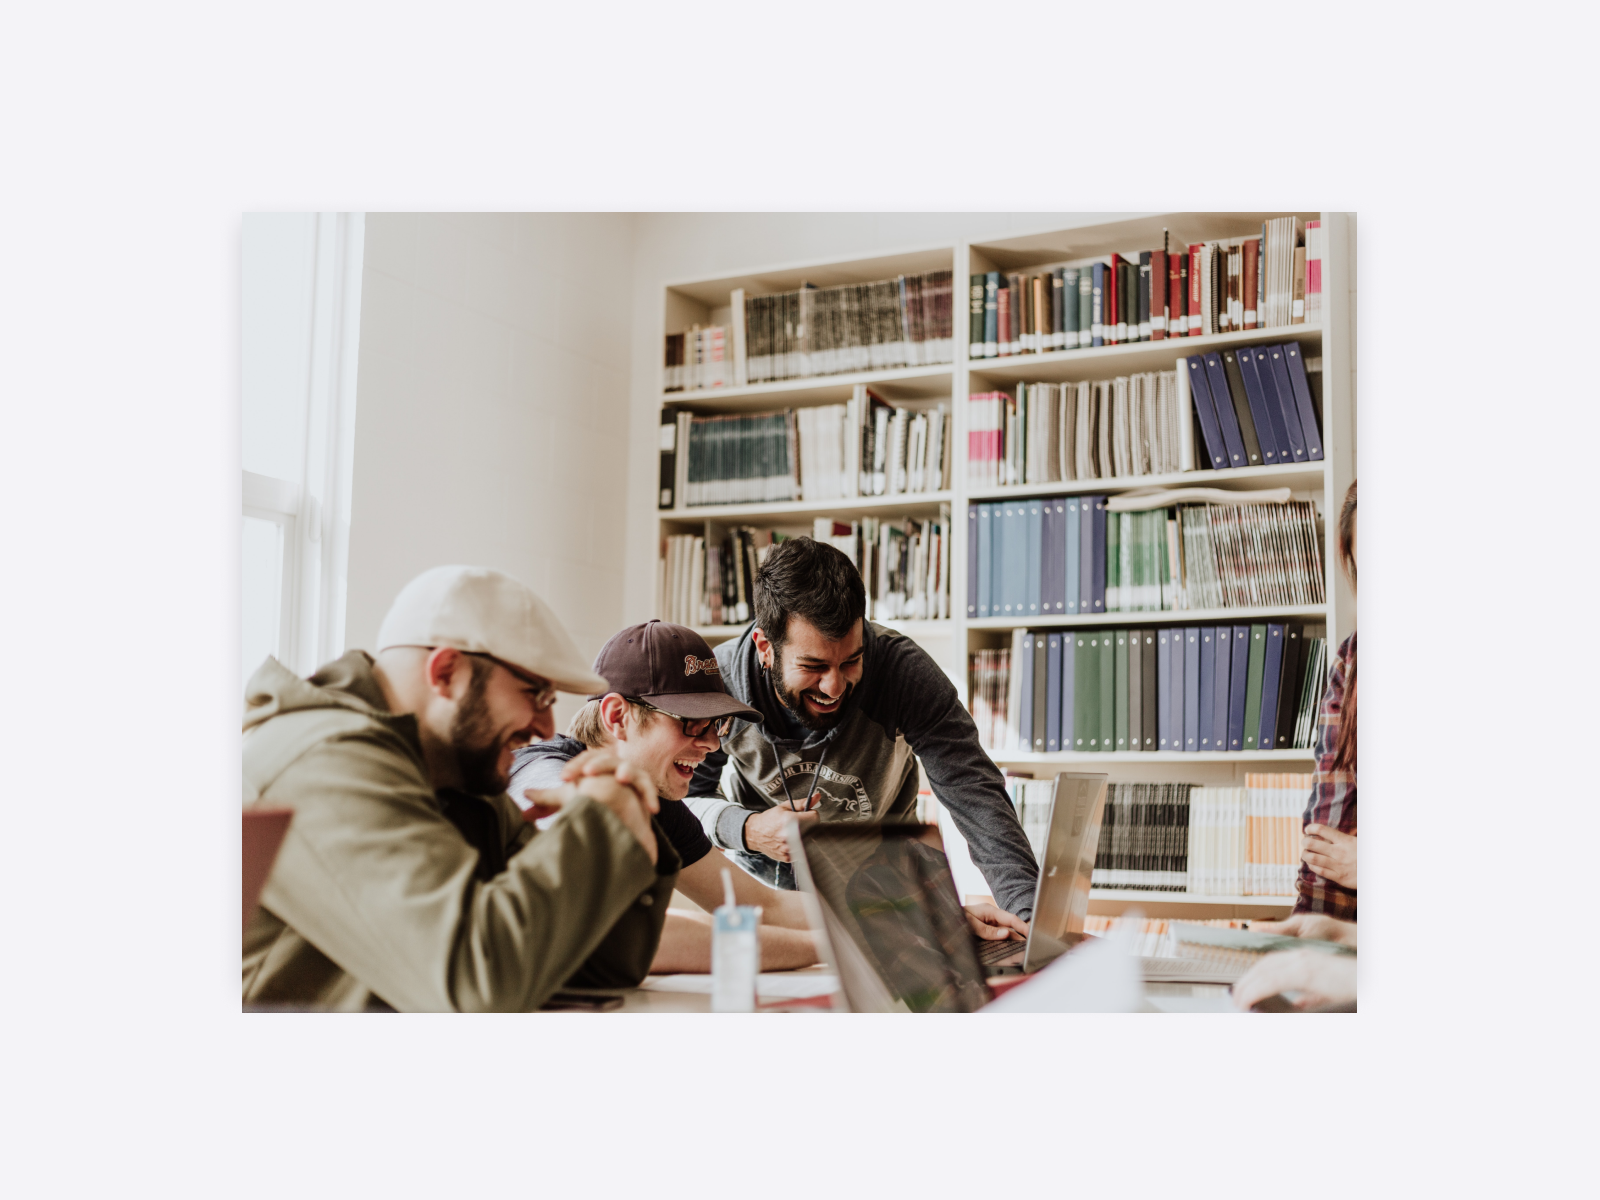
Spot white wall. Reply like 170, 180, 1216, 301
620, 213, 1149, 624
347, 213, 637, 733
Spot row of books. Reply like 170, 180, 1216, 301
967, 495, 1325, 619
1002, 776, 1310, 896
744, 272, 955, 382
659, 389, 952, 510
967, 372, 1186, 488
661, 517, 953, 627
661, 273, 957, 394
967, 218, 1318, 359
662, 325, 731, 392
1184, 344, 1324, 469
811, 513, 953, 621
968, 622, 1329, 755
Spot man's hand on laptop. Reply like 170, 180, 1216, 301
964, 902, 1029, 943
743, 792, 821, 862
521, 748, 661, 864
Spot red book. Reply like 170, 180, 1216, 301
1150, 248, 1167, 339
996, 287, 1011, 356
1242, 238, 1259, 329
1169, 251, 1186, 336
1105, 255, 1119, 344
1187, 243, 1203, 335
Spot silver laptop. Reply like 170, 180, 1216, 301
976, 771, 1109, 974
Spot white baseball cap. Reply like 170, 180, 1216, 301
376, 565, 607, 694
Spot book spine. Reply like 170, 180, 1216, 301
1183, 627, 1200, 751
1091, 263, 1105, 346
1241, 241, 1258, 330
658, 409, 677, 509
969, 274, 985, 358
1291, 245, 1307, 324
966, 501, 978, 618
1305, 220, 1322, 324
1077, 269, 1092, 348
1138, 250, 1152, 341
1151, 248, 1167, 339
1046, 633, 1063, 752
1187, 244, 1203, 334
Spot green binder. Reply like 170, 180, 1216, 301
1105, 512, 1121, 612
1100, 630, 1113, 752
1112, 630, 1129, 751
1075, 633, 1097, 750
1243, 623, 1268, 749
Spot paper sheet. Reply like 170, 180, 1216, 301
642, 973, 840, 1000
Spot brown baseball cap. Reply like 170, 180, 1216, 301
589, 621, 763, 724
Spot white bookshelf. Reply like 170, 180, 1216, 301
651, 214, 1355, 920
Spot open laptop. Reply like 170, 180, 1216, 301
975, 771, 1109, 973
788, 820, 994, 1012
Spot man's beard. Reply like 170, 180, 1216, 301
770, 667, 853, 732
449, 664, 511, 794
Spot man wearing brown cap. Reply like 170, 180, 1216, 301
242, 565, 673, 1012
511, 621, 821, 972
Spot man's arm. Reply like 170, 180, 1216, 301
683, 746, 758, 853
649, 910, 820, 973
886, 643, 1040, 919
257, 734, 658, 1012
675, 847, 812, 928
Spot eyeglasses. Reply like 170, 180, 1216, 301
460, 652, 558, 711
631, 699, 735, 740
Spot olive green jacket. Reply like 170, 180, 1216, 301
242, 651, 677, 1012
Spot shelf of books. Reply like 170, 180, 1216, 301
653, 213, 1353, 919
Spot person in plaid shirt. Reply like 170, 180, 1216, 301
1295, 481, 1357, 920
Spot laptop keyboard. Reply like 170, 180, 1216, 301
976, 937, 1026, 966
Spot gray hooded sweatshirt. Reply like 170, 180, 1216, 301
683, 621, 1040, 918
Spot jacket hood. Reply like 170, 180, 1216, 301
243, 650, 409, 736
721, 620, 881, 750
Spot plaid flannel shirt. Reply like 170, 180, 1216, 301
1295, 631, 1356, 920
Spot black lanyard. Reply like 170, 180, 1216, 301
774, 739, 830, 814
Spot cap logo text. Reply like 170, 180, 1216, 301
684, 655, 719, 677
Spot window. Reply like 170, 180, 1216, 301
241, 213, 364, 686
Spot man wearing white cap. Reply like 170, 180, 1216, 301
242, 565, 674, 1012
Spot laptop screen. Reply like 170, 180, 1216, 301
795, 823, 991, 1013
1024, 773, 1108, 973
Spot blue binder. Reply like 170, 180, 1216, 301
1275, 344, 1325, 461
966, 502, 979, 618
1157, 628, 1173, 750
1185, 357, 1229, 471
1210, 627, 1232, 752
1048, 498, 1067, 613
1201, 352, 1248, 468
977, 503, 993, 618
1061, 630, 1076, 750
1252, 347, 1305, 462
1183, 627, 1200, 751
1235, 342, 1285, 464
1025, 500, 1042, 616
1005, 502, 1028, 617
1064, 497, 1081, 614
1018, 632, 1035, 751
1170, 625, 1187, 751
1090, 496, 1107, 612
1045, 634, 1063, 752
1197, 627, 1217, 750
1257, 623, 1287, 749
1226, 625, 1250, 750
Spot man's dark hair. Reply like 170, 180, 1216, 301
754, 537, 865, 655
